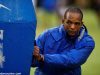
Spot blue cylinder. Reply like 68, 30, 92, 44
0, 0, 37, 75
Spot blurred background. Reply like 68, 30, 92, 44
31, 0, 100, 75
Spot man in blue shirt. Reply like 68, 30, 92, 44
32, 7, 95, 75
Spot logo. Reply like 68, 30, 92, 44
0, 30, 5, 68
0, 4, 11, 11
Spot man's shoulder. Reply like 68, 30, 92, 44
83, 35, 94, 42
42, 26, 60, 35
48, 26, 60, 32
76, 35, 95, 49
41, 26, 63, 41
80, 34, 95, 47
39, 26, 60, 37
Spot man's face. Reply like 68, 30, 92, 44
63, 12, 83, 37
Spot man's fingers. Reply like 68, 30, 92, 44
33, 46, 40, 56
34, 46, 39, 51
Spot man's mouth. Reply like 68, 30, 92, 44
68, 30, 76, 36
69, 30, 76, 33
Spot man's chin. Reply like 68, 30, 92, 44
68, 33, 76, 37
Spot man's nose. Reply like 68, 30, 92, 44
70, 24, 76, 29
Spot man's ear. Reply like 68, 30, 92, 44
62, 19, 64, 24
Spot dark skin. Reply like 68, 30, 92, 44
62, 12, 83, 37
33, 46, 42, 61
33, 12, 83, 62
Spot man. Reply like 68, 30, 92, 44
32, 7, 95, 75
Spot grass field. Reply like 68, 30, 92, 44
30, 10, 100, 75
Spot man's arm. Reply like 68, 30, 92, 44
32, 38, 95, 69
43, 40, 95, 69
31, 30, 48, 67
31, 45, 44, 67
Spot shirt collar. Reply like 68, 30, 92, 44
50, 25, 86, 42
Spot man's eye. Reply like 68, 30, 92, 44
66, 21, 72, 25
75, 22, 81, 25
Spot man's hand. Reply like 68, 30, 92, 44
33, 46, 44, 62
